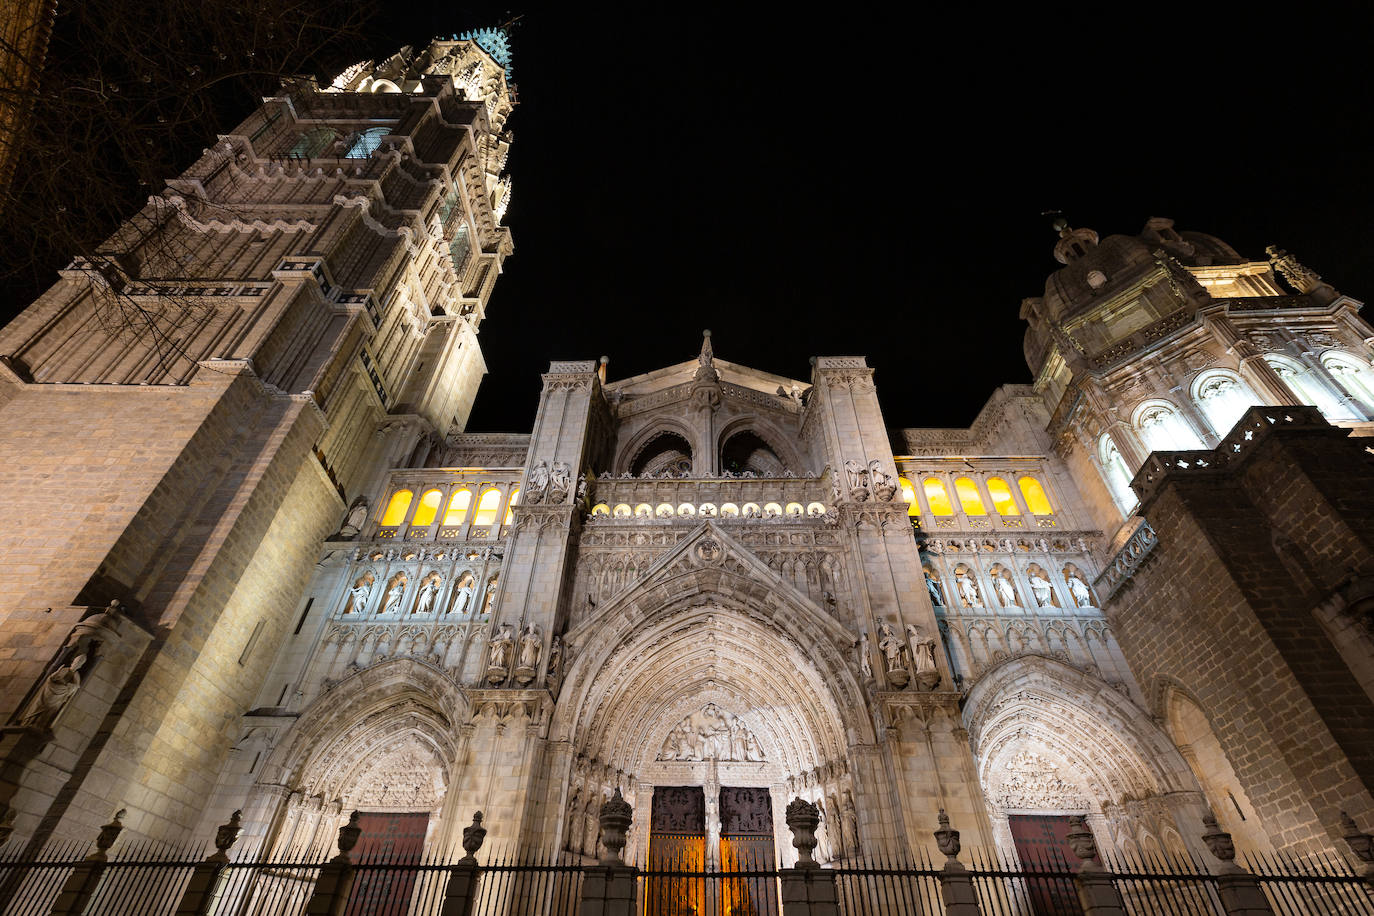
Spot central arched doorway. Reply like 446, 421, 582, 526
553, 557, 868, 913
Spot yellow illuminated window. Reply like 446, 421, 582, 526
898, 477, 920, 517
503, 489, 520, 526
591, 503, 610, 516
444, 489, 472, 526
986, 478, 1020, 516
473, 488, 502, 526
924, 478, 953, 516
412, 489, 442, 526
955, 477, 987, 516
380, 489, 412, 526
1019, 477, 1053, 515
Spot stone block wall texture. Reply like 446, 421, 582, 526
1109, 426, 1374, 854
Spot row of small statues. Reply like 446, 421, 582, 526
860, 622, 940, 690
925, 569, 1093, 609
349, 573, 495, 618
485, 621, 563, 687
600, 468, 804, 480
597, 502, 834, 522
841, 459, 898, 503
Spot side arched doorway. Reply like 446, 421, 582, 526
964, 656, 1207, 871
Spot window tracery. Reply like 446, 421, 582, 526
1098, 437, 1136, 515
1134, 401, 1204, 452
1266, 356, 1355, 420
1193, 371, 1256, 436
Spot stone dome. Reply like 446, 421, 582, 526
1042, 233, 1159, 323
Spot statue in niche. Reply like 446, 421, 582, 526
346, 572, 374, 614
413, 574, 441, 615
1028, 572, 1054, 607
20, 654, 87, 731
956, 574, 982, 609
878, 621, 909, 687
547, 635, 564, 689
450, 576, 475, 615
994, 574, 1019, 608
869, 460, 896, 501
527, 459, 550, 503
924, 570, 944, 606
1068, 575, 1093, 607
480, 579, 498, 616
550, 460, 572, 502
843, 795, 860, 856
906, 625, 940, 690
338, 497, 368, 538
858, 632, 873, 679
382, 575, 407, 615
519, 622, 541, 666
485, 623, 515, 682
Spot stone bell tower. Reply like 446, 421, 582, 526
0, 33, 517, 847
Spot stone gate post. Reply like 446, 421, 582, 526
1066, 815, 1127, 916
933, 809, 981, 916
779, 798, 840, 916
48, 809, 124, 916
173, 810, 243, 916
438, 812, 487, 916
303, 810, 361, 916
1201, 812, 1274, 916
579, 788, 636, 916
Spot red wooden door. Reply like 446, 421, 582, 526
1008, 814, 1086, 915
344, 811, 430, 916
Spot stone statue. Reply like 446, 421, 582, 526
956, 574, 982, 608
527, 459, 550, 503
518, 622, 541, 669
486, 623, 514, 673
907, 625, 940, 690
547, 635, 563, 687
20, 654, 86, 730
844, 459, 869, 497
339, 497, 368, 538
346, 574, 373, 614
550, 460, 571, 502
382, 577, 406, 615
878, 621, 908, 683
1068, 575, 1093, 607
858, 632, 873, 679
450, 580, 475, 615
1266, 244, 1323, 294
480, 580, 497, 616
745, 731, 764, 761
414, 577, 439, 615
869, 460, 896, 501
1028, 572, 1053, 607
729, 717, 747, 761
924, 571, 943, 606
994, 575, 1018, 608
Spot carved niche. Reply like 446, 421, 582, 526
656, 704, 765, 762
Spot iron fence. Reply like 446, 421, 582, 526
0, 842, 1366, 915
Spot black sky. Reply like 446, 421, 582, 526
16, 5, 1374, 434
382, 6, 1373, 433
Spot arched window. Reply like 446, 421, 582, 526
1135, 401, 1204, 452
1321, 353, 1374, 417
380, 489, 412, 526
1018, 477, 1054, 515
924, 478, 954, 516
503, 489, 520, 526
472, 488, 502, 527
1266, 356, 1354, 420
986, 477, 1020, 516
897, 477, 920, 517
632, 431, 693, 478
720, 429, 787, 477
444, 489, 472, 526
288, 127, 336, 158
1098, 436, 1136, 514
1193, 371, 1257, 436
954, 477, 987, 516
343, 127, 390, 159
411, 489, 442, 527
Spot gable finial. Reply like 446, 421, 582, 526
699, 329, 714, 368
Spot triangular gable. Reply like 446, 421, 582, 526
564, 521, 853, 649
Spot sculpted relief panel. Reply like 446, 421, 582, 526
657, 704, 765, 762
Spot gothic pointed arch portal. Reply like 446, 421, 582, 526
964, 656, 1207, 867
553, 524, 871, 871
250, 660, 468, 858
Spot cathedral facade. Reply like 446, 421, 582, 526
0, 36, 1370, 877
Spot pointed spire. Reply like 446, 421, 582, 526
699, 329, 714, 368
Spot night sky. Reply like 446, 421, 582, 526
14, 6, 1374, 434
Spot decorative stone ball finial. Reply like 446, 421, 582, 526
598, 788, 633, 865
1065, 815, 1100, 871
1200, 811, 1235, 865
785, 798, 821, 867
460, 811, 487, 864
1341, 811, 1374, 869
934, 809, 961, 861
210, 810, 243, 863
333, 810, 362, 864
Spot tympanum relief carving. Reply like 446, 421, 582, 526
657, 704, 765, 762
